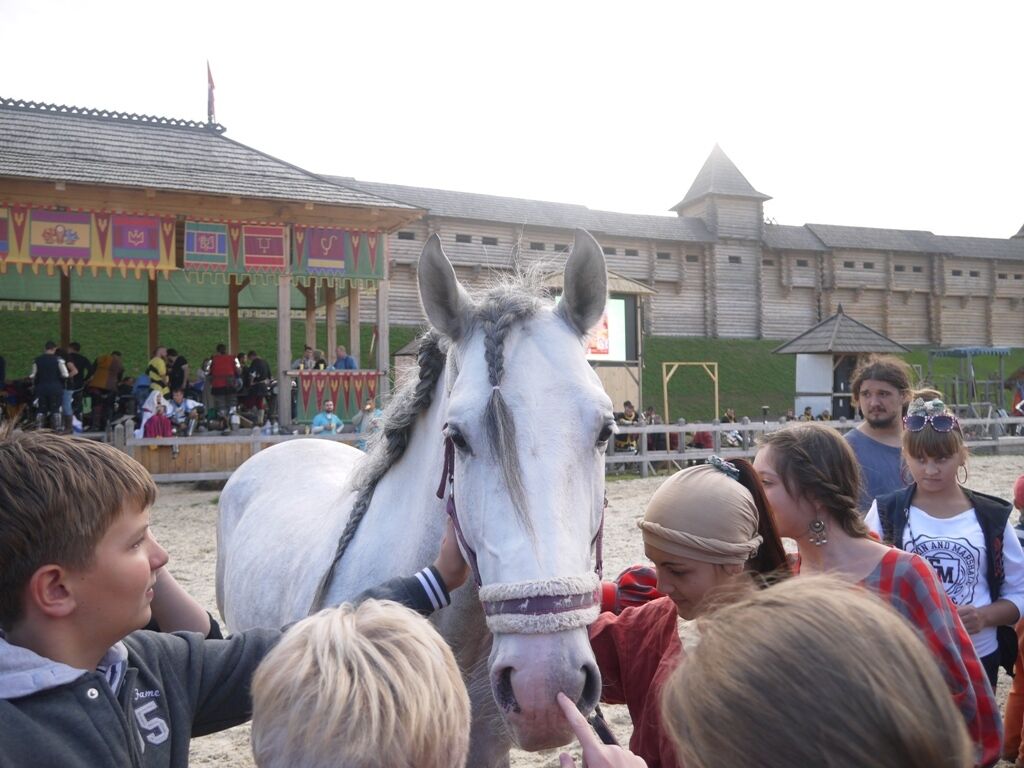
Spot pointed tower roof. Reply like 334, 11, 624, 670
773, 304, 909, 355
671, 145, 771, 212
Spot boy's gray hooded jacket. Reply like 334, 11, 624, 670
0, 569, 447, 767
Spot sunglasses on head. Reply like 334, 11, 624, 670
903, 413, 959, 432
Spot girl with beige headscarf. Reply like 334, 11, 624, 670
577, 457, 789, 768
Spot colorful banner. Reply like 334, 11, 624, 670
29, 209, 92, 262
241, 224, 289, 273
293, 370, 380, 423
111, 215, 161, 267
0, 206, 175, 276
184, 221, 230, 271
293, 226, 386, 282
0, 208, 8, 259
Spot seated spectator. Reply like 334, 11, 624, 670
720, 407, 737, 423
816, 408, 832, 421
142, 397, 173, 438
800, 406, 814, 421
352, 398, 384, 450
614, 401, 642, 452
660, 577, 973, 768
166, 388, 204, 436
292, 345, 316, 370
332, 344, 358, 370
250, 599, 470, 768
688, 430, 713, 450
311, 349, 328, 370
311, 399, 344, 435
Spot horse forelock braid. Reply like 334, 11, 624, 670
310, 331, 447, 612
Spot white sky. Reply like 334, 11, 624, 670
2, 0, 1022, 238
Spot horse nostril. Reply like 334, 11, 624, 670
495, 667, 521, 714
578, 661, 601, 711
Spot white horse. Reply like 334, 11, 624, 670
217, 229, 612, 766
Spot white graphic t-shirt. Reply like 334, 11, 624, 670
867, 502, 1024, 657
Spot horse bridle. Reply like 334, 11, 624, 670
436, 431, 605, 634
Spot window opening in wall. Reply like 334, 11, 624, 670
843, 261, 855, 268
762, 258, 775, 266
728, 255, 742, 264
529, 242, 545, 251
397, 231, 416, 240
863, 262, 875, 269
912, 265, 923, 273
685, 254, 700, 263
657, 251, 671, 261
998, 273, 1008, 280
894, 265, 906, 272
455, 234, 472, 244
602, 246, 617, 255
482, 236, 498, 246
796, 259, 809, 267
1016, 274, 1023, 280
625, 248, 639, 257
969, 270, 980, 277
553, 243, 568, 252
951, 269, 963, 277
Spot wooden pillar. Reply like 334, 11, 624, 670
297, 284, 318, 352
228, 275, 250, 353
324, 285, 337, 361
59, 270, 71, 348
147, 274, 159, 354
376, 280, 390, 396
348, 283, 361, 367
277, 275, 293, 426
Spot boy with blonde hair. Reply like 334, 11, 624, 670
251, 599, 470, 768
0, 432, 468, 767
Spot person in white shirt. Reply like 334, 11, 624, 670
167, 388, 204, 436
866, 397, 1024, 687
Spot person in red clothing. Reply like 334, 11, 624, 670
754, 422, 1001, 768
208, 342, 240, 427
587, 457, 790, 768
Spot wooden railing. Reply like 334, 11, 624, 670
607, 417, 1024, 478
110, 416, 1024, 483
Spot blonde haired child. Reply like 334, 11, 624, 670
251, 599, 470, 768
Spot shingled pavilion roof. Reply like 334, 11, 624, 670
773, 305, 909, 355
0, 98, 414, 211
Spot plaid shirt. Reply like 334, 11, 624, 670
864, 548, 1001, 767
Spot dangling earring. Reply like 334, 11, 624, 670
957, 464, 968, 484
808, 519, 828, 546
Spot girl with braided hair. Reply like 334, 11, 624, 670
755, 421, 1001, 768
582, 457, 790, 768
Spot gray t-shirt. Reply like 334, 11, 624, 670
844, 428, 905, 512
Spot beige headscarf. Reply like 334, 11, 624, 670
638, 463, 762, 565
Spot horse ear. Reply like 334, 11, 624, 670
558, 228, 608, 337
418, 233, 474, 341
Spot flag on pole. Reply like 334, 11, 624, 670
207, 61, 216, 124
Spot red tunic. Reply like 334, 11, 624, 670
590, 596, 683, 768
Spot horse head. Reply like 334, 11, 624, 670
418, 228, 611, 750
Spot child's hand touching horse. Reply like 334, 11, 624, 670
556, 692, 647, 767
433, 517, 471, 591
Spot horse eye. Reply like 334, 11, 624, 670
597, 423, 614, 445
447, 428, 469, 451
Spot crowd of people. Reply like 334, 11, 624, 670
2, 353, 1024, 767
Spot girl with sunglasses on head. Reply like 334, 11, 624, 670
866, 397, 1024, 692
755, 421, 1001, 767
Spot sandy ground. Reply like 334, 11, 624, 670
150, 453, 1024, 767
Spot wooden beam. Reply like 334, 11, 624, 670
376, 281, 390, 397
59, 270, 71, 348
348, 283, 361, 366
297, 284, 318, 351
324, 286, 337, 362
277, 276, 292, 427
0, 178, 424, 232
228, 275, 250, 353
147, 275, 159, 354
